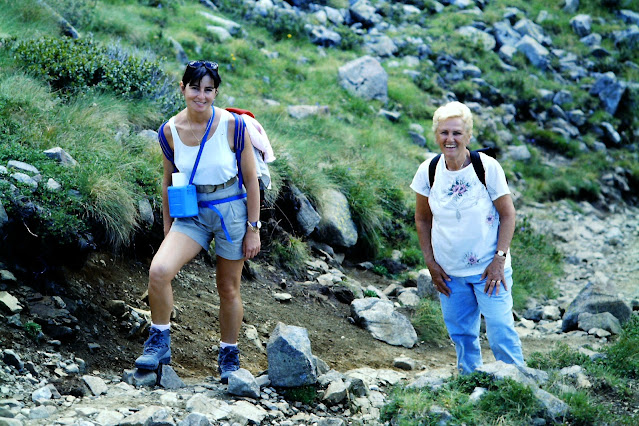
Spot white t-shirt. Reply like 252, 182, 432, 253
410, 152, 512, 277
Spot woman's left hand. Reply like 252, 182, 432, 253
481, 256, 507, 296
243, 231, 261, 260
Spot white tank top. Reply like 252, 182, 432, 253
170, 109, 238, 185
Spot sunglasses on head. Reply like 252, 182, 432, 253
187, 60, 219, 71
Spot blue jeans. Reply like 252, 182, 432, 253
439, 268, 524, 374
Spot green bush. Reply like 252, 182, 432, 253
10, 37, 179, 114
334, 25, 363, 50
282, 385, 319, 404
478, 378, 540, 418
600, 315, 639, 378
269, 235, 310, 279
255, 9, 306, 41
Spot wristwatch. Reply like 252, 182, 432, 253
496, 249, 508, 258
247, 220, 262, 233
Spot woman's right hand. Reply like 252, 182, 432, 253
427, 261, 452, 297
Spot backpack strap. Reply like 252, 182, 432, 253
232, 113, 246, 189
428, 154, 441, 188
428, 151, 487, 188
470, 150, 486, 188
158, 121, 178, 173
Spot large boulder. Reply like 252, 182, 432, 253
350, 298, 418, 348
562, 281, 632, 332
316, 188, 358, 248
338, 56, 388, 102
267, 323, 318, 387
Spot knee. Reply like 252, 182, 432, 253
148, 263, 175, 288
217, 280, 241, 302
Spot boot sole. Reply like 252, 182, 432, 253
134, 351, 171, 370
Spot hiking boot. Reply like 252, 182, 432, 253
218, 346, 240, 384
135, 327, 171, 370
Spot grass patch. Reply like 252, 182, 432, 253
412, 299, 449, 343
510, 216, 562, 310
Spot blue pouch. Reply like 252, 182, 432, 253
168, 185, 198, 218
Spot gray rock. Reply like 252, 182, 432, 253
43, 147, 78, 166
10, 173, 37, 190
316, 188, 358, 248
160, 365, 185, 389
228, 368, 260, 398
206, 25, 232, 42
563, 0, 579, 13
397, 289, 420, 308
138, 129, 158, 143
46, 178, 61, 192
0, 418, 23, 426
493, 20, 522, 48
612, 24, 639, 47
287, 105, 330, 119
167, 36, 188, 64
409, 131, 427, 147
562, 281, 632, 332
94, 410, 125, 425
457, 26, 496, 50
323, 379, 348, 405
229, 400, 268, 424
514, 18, 551, 46
82, 375, 108, 396
393, 356, 417, 371
508, 145, 531, 161
318, 418, 345, 426
349, 0, 377, 27
178, 413, 211, 426
309, 25, 341, 48
378, 109, 401, 122
288, 185, 320, 236
407, 368, 452, 391
138, 199, 154, 228
31, 386, 52, 403
416, 269, 438, 300
580, 33, 602, 47
350, 298, 418, 348
469, 386, 487, 402
553, 90, 573, 106
28, 406, 51, 420
198, 11, 241, 35
364, 34, 397, 57
515, 35, 550, 69
267, 322, 317, 387
120, 406, 173, 426
123, 368, 158, 387
0, 292, 22, 314
476, 361, 548, 387
534, 388, 569, 420
620, 9, 639, 25
338, 56, 388, 102
570, 14, 592, 37
578, 312, 622, 335
2, 350, 23, 371
7, 160, 39, 175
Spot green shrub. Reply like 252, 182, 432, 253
255, 9, 306, 41
561, 390, 607, 425
334, 25, 364, 50
401, 247, 424, 268
525, 126, 580, 158
24, 322, 42, 341
478, 378, 540, 418
363, 289, 379, 298
412, 299, 449, 343
269, 235, 310, 279
9, 37, 179, 114
282, 385, 318, 404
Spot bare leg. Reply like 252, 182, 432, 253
148, 231, 203, 324
216, 256, 244, 343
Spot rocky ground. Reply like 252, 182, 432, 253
1, 200, 638, 424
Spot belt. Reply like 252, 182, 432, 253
196, 176, 238, 193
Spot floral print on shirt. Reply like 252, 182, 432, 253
486, 212, 496, 227
463, 252, 480, 267
447, 178, 471, 198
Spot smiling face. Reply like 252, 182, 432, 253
436, 117, 472, 163
181, 74, 217, 113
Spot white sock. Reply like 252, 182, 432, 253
151, 323, 171, 332
220, 341, 237, 349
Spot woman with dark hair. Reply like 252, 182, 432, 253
135, 61, 261, 383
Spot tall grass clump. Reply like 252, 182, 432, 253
510, 216, 562, 310
412, 299, 449, 343
269, 235, 311, 279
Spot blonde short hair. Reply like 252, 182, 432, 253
432, 101, 473, 136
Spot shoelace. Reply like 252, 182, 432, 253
219, 347, 239, 368
144, 332, 167, 354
